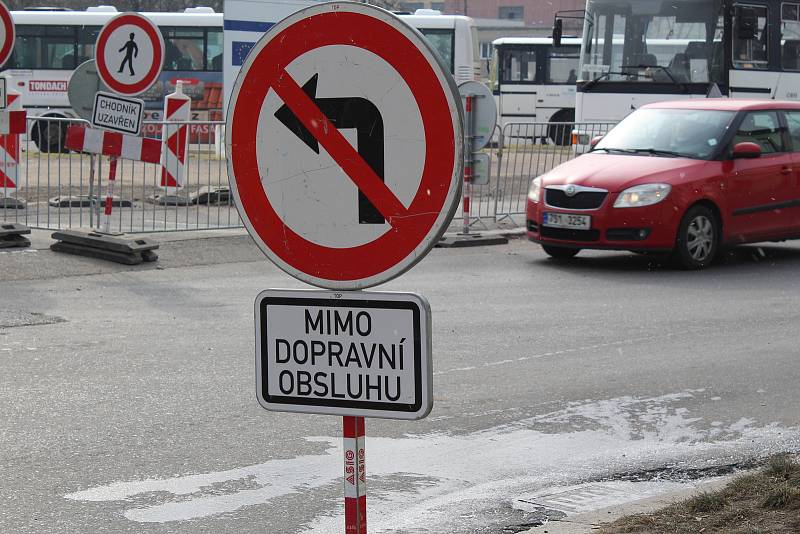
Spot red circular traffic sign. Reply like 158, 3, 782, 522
0, 1, 15, 69
226, 2, 463, 290
95, 12, 164, 96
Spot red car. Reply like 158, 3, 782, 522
526, 100, 800, 268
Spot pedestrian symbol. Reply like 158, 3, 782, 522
117, 33, 138, 76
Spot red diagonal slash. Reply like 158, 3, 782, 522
271, 70, 408, 225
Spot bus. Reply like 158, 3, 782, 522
4, 6, 224, 152
564, 0, 800, 125
223, 1, 480, 115
490, 37, 581, 143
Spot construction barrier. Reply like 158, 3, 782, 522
1, 116, 238, 233
0, 92, 23, 200
160, 82, 191, 191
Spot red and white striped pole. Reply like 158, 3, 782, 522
462, 94, 474, 235
0, 82, 22, 198
343, 416, 366, 534
160, 81, 191, 195
101, 155, 118, 233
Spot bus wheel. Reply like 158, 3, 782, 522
32, 118, 68, 153
547, 109, 575, 146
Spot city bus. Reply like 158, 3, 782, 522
490, 37, 581, 143
4, 6, 224, 151
223, 1, 480, 114
562, 0, 800, 125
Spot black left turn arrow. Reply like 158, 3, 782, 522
275, 74, 386, 225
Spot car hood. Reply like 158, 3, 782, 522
541, 153, 709, 193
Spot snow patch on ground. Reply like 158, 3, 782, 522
65, 390, 800, 532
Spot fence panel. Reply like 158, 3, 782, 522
487, 121, 616, 223
2, 118, 618, 232
0, 117, 241, 233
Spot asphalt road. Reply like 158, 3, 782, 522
1, 233, 799, 533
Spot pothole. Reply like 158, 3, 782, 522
0, 310, 66, 329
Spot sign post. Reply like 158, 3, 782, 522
53, 12, 163, 264
90, 12, 163, 233
227, 3, 463, 531
438, 81, 507, 248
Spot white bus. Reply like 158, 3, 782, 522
4, 6, 224, 151
490, 37, 580, 143
562, 0, 800, 124
223, 1, 480, 114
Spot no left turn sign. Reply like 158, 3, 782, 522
226, 2, 463, 290
0, 1, 15, 69
95, 12, 164, 96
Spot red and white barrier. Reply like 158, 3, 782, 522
65, 125, 161, 164
160, 81, 191, 191
0, 91, 23, 194
343, 416, 366, 534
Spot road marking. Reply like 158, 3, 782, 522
434, 328, 713, 376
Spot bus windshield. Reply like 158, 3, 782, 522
580, 0, 725, 85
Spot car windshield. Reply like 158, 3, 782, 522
594, 108, 735, 159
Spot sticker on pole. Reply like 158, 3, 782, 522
95, 12, 164, 96
255, 289, 433, 420
91, 91, 144, 135
226, 2, 463, 290
0, 1, 14, 70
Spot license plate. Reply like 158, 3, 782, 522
542, 212, 591, 230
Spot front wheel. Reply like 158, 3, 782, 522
32, 119, 68, 153
542, 245, 580, 259
673, 205, 719, 269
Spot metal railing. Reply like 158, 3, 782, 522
479, 121, 617, 223
1, 117, 618, 233
1, 117, 240, 233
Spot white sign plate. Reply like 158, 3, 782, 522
91, 91, 144, 135
255, 289, 433, 420
0, 77, 6, 110
459, 80, 497, 151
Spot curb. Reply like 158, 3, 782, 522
523, 476, 735, 534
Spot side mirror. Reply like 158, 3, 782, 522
590, 135, 603, 148
732, 141, 761, 159
552, 19, 563, 47
736, 7, 757, 40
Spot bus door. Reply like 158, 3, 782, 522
496, 45, 540, 125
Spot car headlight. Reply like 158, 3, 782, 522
613, 183, 671, 208
528, 177, 542, 203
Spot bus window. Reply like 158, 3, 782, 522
206, 29, 223, 71
77, 26, 101, 66
782, 3, 800, 71
547, 46, 579, 84
733, 4, 769, 69
12, 25, 75, 70
162, 27, 205, 71
501, 48, 536, 83
418, 29, 454, 73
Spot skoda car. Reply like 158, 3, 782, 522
526, 100, 800, 268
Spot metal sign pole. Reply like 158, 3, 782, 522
343, 416, 366, 534
462, 94, 474, 236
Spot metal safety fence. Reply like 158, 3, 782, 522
1, 117, 618, 233
0, 117, 239, 233
465, 121, 618, 226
